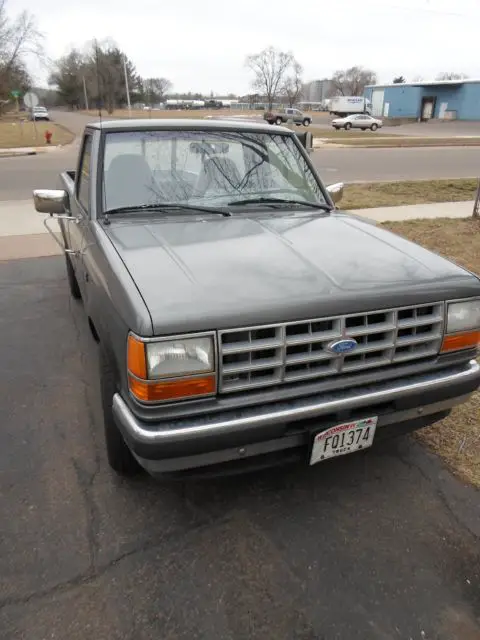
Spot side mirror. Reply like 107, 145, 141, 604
33, 189, 69, 215
326, 182, 344, 205
296, 131, 313, 154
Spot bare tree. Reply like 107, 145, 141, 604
393, 75, 405, 84
331, 66, 377, 96
143, 77, 172, 106
435, 72, 469, 81
281, 61, 303, 107
0, 0, 44, 106
245, 46, 296, 109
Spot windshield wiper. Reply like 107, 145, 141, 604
103, 203, 232, 217
227, 197, 332, 211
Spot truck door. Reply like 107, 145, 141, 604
68, 132, 93, 300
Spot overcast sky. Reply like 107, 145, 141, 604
13, 0, 480, 94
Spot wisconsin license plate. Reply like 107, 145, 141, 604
310, 417, 378, 466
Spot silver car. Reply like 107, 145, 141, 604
332, 114, 382, 131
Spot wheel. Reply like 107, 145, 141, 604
345, 122, 352, 130
275, 117, 283, 125
303, 118, 311, 126
99, 348, 141, 476
65, 254, 81, 299
370, 123, 378, 131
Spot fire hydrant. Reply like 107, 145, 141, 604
44, 129, 52, 144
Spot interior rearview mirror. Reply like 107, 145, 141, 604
189, 141, 229, 155
326, 182, 344, 205
33, 189, 69, 215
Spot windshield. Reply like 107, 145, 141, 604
101, 130, 327, 213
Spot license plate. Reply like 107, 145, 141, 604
310, 416, 378, 466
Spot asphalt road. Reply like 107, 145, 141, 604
1, 111, 480, 201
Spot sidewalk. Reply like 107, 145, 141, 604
0, 144, 71, 158
0, 199, 61, 260
0, 198, 475, 261
348, 199, 475, 223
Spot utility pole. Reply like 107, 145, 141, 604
123, 54, 132, 117
473, 177, 480, 218
82, 76, 89, 111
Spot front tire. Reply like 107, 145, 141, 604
275, 117, 283, 125
65, 254, 81, 299
371, 123, 378, 131
303, 118, 311, 126
99, 348, 141, 476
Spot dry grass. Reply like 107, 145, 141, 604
381, 218, 480, 486
310, 125, 390, 139
340, 179, 478, 210
82, 108, 254, 120
0, 115, 74, 148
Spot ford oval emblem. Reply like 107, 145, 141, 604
327, 338, 358, 355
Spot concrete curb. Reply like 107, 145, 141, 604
0, 148, 38, 158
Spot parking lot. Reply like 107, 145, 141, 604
0, 255, 479, 639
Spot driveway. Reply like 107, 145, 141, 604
0, 256, 479, 640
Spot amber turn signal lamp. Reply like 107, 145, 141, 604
127, 335, 147, 379
440, 331, 480, 353
128, 374, 216, 402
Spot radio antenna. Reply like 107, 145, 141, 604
94, 39, 102, 127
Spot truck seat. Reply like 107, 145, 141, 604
104, 154, 159, 210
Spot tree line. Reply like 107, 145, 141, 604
49, 40, 173, 112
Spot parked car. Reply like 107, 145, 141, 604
33, 118, 480, 480
332, 114, 382, 131
264, 108, 311, 126
30, 106, 50, 121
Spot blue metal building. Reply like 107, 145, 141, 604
364, 79, 480, 121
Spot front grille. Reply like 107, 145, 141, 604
218, 303, 445, 393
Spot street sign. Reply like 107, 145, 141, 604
11, 90, 21, 98
23, 91, 39, 108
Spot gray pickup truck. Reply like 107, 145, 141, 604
33, 118, 480, 479
264, 108, 312, 127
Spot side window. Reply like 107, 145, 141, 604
77, 134, 92, 211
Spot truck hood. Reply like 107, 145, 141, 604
104, 211, 479, 335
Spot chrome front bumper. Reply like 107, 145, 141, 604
112, 360, 479, 473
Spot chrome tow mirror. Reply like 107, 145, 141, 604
33, 189, 71, 216
326, 182, 344, 206
296, 131, 314, 154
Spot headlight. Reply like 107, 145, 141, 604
146, 337, 214, 379
127, 333, 216, 403
447, 300, 480, 333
